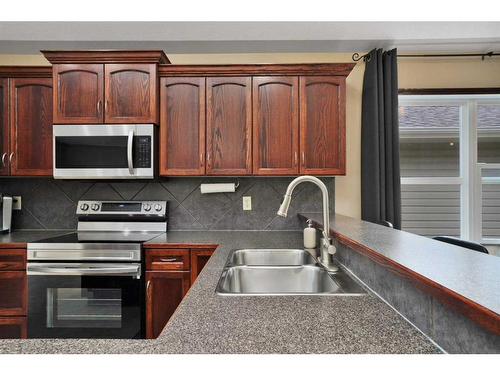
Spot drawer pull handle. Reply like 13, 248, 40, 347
159, 257, 179, 262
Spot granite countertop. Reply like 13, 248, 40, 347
301, 213, 500, 333
0, 229, 440, 354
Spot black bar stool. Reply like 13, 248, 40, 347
433, 236, 489, 254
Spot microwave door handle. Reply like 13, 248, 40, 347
27, 264, 141, 279
127, 130, 134, 175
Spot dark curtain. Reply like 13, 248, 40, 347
361, 48, 402, 229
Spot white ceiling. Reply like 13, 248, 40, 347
0, 22, 499, 54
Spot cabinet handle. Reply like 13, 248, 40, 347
146, 280, 151, 297
1, 153, 6, 167
301, 152, 305, 166
294, 152, 298, 166
97, 100, 102, 114
105, 100, 108, 112
200, 152, 204, 166
9, 152, 14, 165
159, 257, 179, 263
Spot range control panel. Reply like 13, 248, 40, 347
76, 200, 167, 217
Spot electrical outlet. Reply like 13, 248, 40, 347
242, 196, 252, 211
13, 196, 22, 210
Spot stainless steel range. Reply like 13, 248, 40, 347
26, 200, 167, 339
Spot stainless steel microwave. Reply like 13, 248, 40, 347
53, 124, 155, 179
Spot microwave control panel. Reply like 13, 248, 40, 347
133, 136, 152, 168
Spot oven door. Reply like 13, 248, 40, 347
53, 124, 154, 179
27, 263, 143, 339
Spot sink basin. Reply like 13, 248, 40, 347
216, 265, 367, 296
226, 249, 317, 266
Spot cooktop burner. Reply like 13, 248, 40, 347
33, 231, 162, 244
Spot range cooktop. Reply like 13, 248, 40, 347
32, 231, 163, 244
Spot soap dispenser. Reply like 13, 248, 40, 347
303, 219, 317, 249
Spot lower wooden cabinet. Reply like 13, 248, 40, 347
0, 247, 27, 339
145, 270, 190, 339
144, 246, 216, 339
190, 248, 215, 284
0, 317, 27, 339
0, 271, 27, 316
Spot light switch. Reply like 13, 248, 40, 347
243, 196, 252, 211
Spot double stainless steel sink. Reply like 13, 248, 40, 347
216, 249, 367, 296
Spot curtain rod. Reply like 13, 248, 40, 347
352, 51, 500, 62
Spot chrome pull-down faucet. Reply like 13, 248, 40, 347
277, 176, 338, 272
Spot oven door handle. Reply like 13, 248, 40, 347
27, 263, 141, 279
127, 130, 134, 175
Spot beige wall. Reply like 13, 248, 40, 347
1, 53, 499, 219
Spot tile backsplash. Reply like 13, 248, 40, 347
0, 177, 334, 231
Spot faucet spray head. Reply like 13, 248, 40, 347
277, 195, 292, 217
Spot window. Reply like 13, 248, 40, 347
399, 94, 500, 244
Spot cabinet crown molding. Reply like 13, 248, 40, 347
41, 50, 170, 64
0, 66, 52, 78
159, 63, 356, 77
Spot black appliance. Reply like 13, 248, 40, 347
26, 200, 167, 339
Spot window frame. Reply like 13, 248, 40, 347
399, 94, 500, 244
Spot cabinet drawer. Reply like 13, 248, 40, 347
0, 249, 26, 271
146, 249, 190, 271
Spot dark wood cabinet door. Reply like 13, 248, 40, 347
104, 64, 158, 124
190, 248, 215, 285
160, 77, 205, 175
253, 76, 299, 175
145, 271, 190, 339
0, 317, 27, 339
299, 76, 346, 175
0, 78, 8, 176
0, 271, 27, 316
206, 77, 252, 175
9, 78, 53, 176
53, 64, 104, 124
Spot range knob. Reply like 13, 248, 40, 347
143, 204, 151, 212
154, 204, 162, 212
80, 203, 89, 211
91, 203, 100, 211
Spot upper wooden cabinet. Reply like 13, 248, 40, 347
0, 68, 53, 177
159, 63, 353, 176
0, 78, 8, 176
299, 76, 346, 175
253, 76, 299, 175
43, 50, 169, 125
53, 64, 104, 123
9, 77, 53, 176
160, 77, 205, 175
206, 77, 252, 175
104, 64, 158, 123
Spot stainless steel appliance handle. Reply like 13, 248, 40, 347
27, 263, 141, 278
127, 130, 134, 174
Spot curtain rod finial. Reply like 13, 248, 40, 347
352, 52, 371, 62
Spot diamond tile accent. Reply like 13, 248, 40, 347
212, 180, 282, 230
1, 177, 335, 231
111, 182, 147, 200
